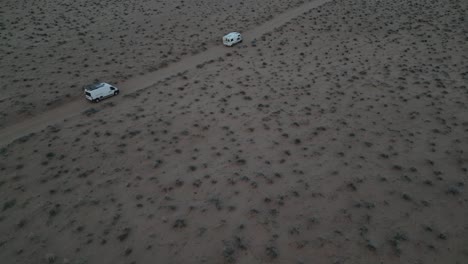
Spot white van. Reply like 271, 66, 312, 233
223, 32, 242, 47
84, 82, 119, 102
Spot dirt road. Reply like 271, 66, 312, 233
0, 0, 332, 147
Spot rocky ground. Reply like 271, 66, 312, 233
0, 0, 467, 263
0, 0, 307, 127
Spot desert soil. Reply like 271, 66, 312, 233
1, 0, 467, 264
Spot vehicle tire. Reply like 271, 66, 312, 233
114, 91, 119, 96
94, 98, 100, 103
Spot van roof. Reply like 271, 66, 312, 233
224, 32, 240, 38
84, 82, 109, 91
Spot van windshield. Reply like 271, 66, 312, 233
85, 92, 91, 96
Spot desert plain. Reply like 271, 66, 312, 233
0, 0, 467, 263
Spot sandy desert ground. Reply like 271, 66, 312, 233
1, 0, 468, 263
0, 0, 308, 128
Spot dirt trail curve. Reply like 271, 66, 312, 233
0, 0, 332, 147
